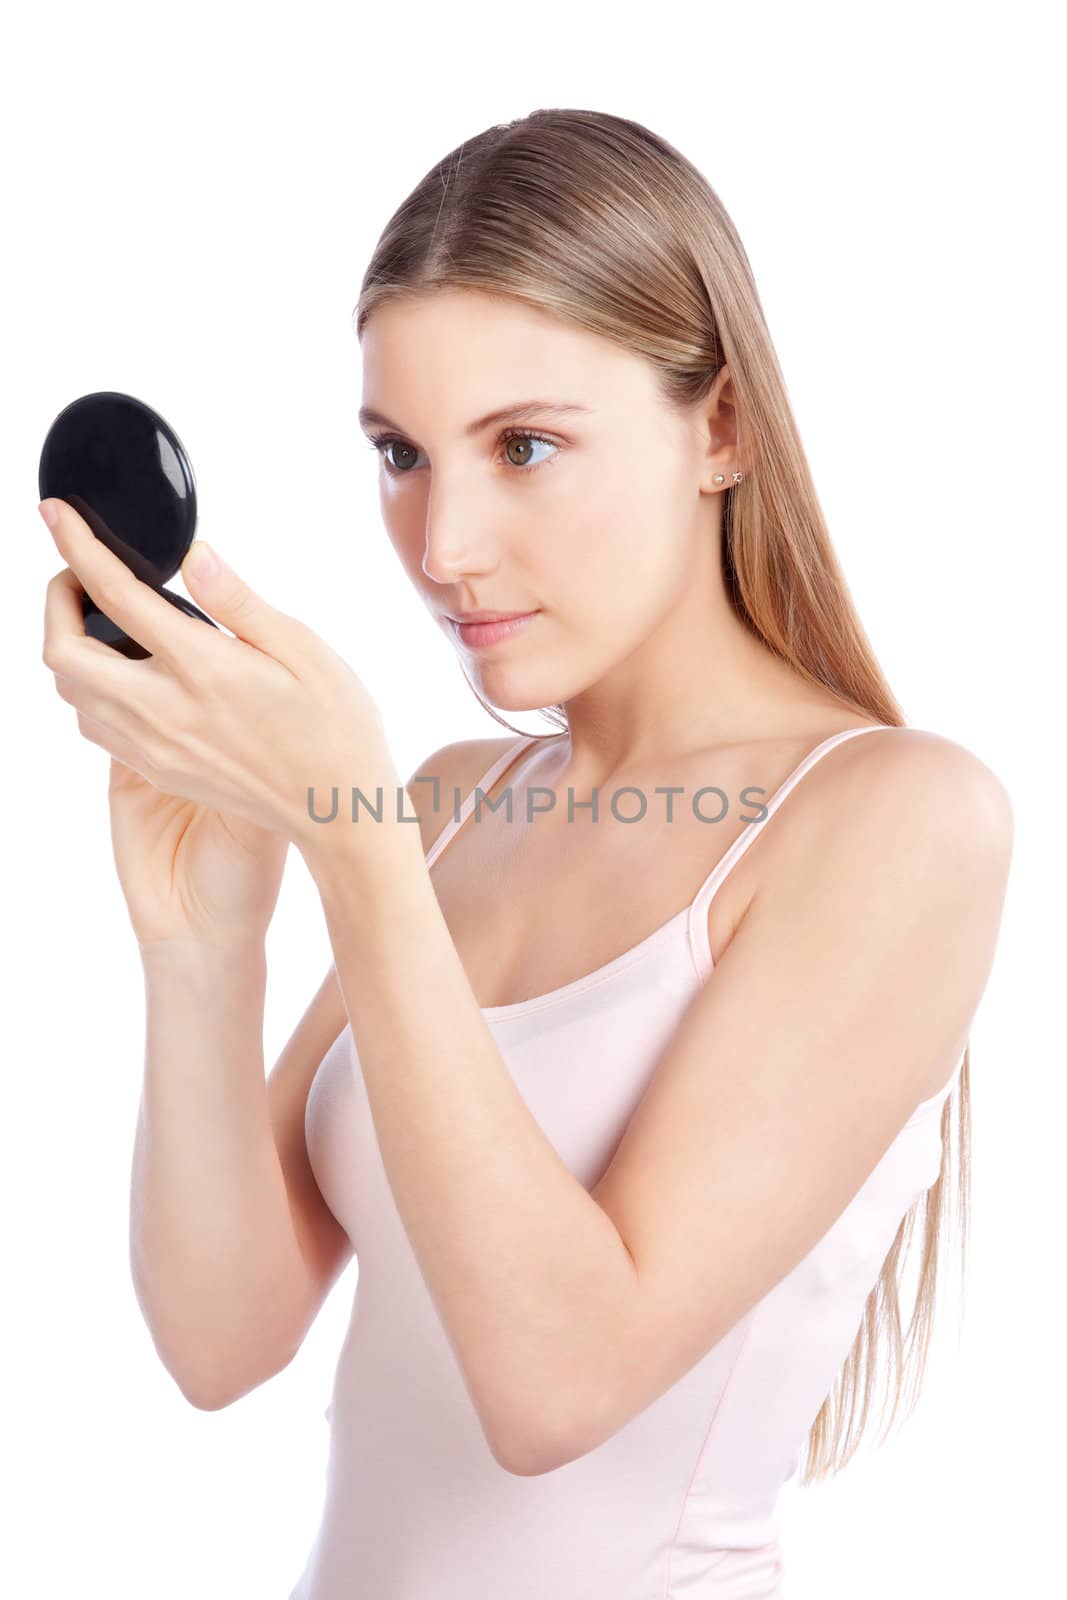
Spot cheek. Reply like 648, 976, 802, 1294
552, 477, 683, 610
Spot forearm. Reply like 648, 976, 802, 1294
302, 828, 639, 1472
130, 941, 305, 1405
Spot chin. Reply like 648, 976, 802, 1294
473, 683, 548, 715
463, 664, 553, 712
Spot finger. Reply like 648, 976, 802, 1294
50, 665, 124, 730
48, 638, 168, 760
180, 539, 309, 672
39, 498, 200, 671
43, 566, 123, 670
43, 565, 155, 710
74, 706, 160, 784
43, 559, 182, 738
43, 559, 185, 790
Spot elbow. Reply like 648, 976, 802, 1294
493, 1432, 564, 1478
173, 1355, 261, 1411
178, 1371, 266, 1412
495, 1426, 589, 1478
485, 1295, 635, 1476
175, 1341, 298, 1413
183, 1383, 234, 1413
490, 1401, 596, 1478
174, 1366, 234, 1411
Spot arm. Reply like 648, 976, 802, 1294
129, 939, 313, 1409
128, 740, 500, 1410
298, 763, 646, 1476
298, 732, 1012, 1476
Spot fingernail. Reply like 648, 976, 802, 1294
38, 501, 58, 530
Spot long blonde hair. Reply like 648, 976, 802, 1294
353, 107, 970, 1485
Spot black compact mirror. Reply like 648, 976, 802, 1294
38, 391, 220, 660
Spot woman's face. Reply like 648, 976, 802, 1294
358, 288, 730, 713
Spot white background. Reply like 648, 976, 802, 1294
4, 2, 1061, 1595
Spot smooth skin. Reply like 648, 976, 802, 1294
363, 288, 866, 774
43, 289, 1013, 1443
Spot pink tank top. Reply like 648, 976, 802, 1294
291, 724, 964, 1599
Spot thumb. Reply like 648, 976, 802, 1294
182, 540, 299, 655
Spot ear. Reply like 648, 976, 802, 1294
698, 363, 741, 495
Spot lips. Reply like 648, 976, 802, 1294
448, 610, 531, 623
450, 611, 540, 649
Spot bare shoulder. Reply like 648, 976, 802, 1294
761, 724, 1014, 911
404, 735, 523, 858
821, 725, 1012, 844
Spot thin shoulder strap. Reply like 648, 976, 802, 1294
685, 723, 895, 979
424, 734, 543, 869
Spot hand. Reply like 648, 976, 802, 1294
40, 498, 401, 866
103, 750, 290, 951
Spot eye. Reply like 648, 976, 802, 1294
364, 428, 561, 477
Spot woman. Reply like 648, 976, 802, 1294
41, 109, 1012, 1599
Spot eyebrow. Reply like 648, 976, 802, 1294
358, 399, 595, 437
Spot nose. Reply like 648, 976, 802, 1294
420, 480, 500, 585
